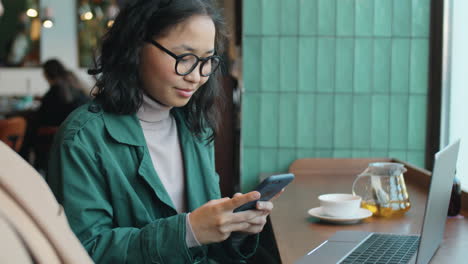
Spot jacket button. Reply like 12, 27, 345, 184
88, 104, 101, 113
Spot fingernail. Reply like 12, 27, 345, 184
257, 202, 263, 209
254, 192, 261, 199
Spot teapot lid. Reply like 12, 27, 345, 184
367, 162, 406, 176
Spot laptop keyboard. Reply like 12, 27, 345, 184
339, 233, 420, 264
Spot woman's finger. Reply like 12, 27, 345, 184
256, 201, 273, 211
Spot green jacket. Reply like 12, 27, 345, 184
47, 102, 258, 264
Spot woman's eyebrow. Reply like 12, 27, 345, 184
173, 44, 215, 54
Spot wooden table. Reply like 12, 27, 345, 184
269, 159, 468, 264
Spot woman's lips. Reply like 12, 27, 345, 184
174, 87, 195, 98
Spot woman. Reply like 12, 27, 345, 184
47, 1, 277, 263
19, 59, 88, 169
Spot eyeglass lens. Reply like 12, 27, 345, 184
176, 54, 220, 76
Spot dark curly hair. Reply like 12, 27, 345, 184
89, 0, 226, 142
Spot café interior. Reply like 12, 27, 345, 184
0, 0, 467, 263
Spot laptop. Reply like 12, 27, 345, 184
296, 140, 460, 264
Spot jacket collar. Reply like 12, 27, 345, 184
102, 110, 147, 147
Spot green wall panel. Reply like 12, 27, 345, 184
261, 0, 280, 35
280, 0, 298, 34
354, 39, 373, 93
299, 0, 317, 35
337, 0, 355, 36
393, 0, 412, 36
335, 38, 354, 93
298, 37, 317, 92
261, 37, 280, 92
374, 0, 392, 36
241, 0, 430, 191
318, 0, 336, 35
317, 38, 335, 92
243, 0, 261, 35
259, 93, 279, 148
355, 0, 374, 36
243, 37, 261, 92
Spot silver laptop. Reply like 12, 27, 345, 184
296, 140, 460, 264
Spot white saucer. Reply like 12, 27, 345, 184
308, 207, 373, 224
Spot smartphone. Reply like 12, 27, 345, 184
234, 173, 295, 212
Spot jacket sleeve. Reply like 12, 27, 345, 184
47, 140, 204, 264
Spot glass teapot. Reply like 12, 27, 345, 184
352, 162, 411, 217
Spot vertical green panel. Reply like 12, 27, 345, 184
243, 37, 261, 92
262, 0, 280, 35
297, 94, 315, 148
260, 149, 278, 174
280, 0, 298, 34
371, 95, 390, 149
299, 0, 317, 35
353, 95, 371, 149
318, 0, 336, 35
333, 150, 352, 158
373, 39, 392, 93
243, 0, 262, 35
261, 37, 280, 92
279, 94, 297, 147
334, 95, 353, 148
336, 0, 354, 36
242, 93, 261, 147
408, 95, 427, 150
315, 94, 334, 148
393, 0, 412, 36
412, 0, 430, 37
389, 95, 409, 149
354, 39, 373, 93
353, 150, 371, 158
317, 38, 335, 92
355, 0, 374, 36
260, 93, 279, 147
391, 39, 410, 93
374, 0, 392, 36
299, 37, 317, 92
278, 149, 297, 172
242, 148, 260, 191
297, 149, 316, 159
407, 151, 425, 168
410, 39, 429, 94
335, 38, 354, 92
280, 37, 298, 92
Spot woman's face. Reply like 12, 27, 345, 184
139, 15, 216, 107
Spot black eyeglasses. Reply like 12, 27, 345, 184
146, 39, 221, 77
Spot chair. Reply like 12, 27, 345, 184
0, 141, 94, 263
0, 116, 27, 152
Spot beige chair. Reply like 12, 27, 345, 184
0, 141, 93, 264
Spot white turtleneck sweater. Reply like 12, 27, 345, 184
136, 94, 200, 248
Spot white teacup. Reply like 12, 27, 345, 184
318, 193, 362, 217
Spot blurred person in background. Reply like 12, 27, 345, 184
19, 59, 89, 167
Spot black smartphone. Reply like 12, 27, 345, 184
233, 173, 295, 212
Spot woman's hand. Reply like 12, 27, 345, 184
189, 189, 285, 244
232, 188, 284, 234
189, 191, 266, 244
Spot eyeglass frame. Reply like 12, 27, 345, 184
146, 39, 222, 77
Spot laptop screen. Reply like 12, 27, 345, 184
415, 140, 460, 264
